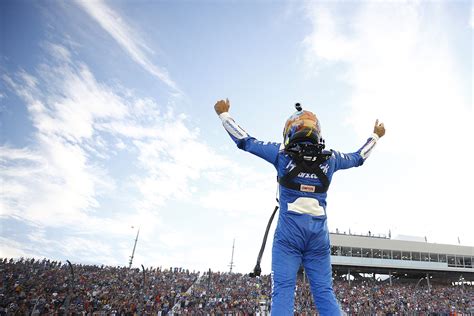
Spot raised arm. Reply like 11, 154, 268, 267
333, 119, 385, 171
214, 98, 280, 166
214, 99, 249, 142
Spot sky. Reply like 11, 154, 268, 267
0, 0, 472, 274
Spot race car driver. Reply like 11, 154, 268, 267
214, 98, 385, 315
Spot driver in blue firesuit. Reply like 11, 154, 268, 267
214, 98, 385, 315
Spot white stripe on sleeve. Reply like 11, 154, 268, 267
360, 133, 379, 159
219, 112, 249, 139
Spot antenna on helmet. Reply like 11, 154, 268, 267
295, 103, 302, 111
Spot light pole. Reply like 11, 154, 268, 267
229, 239, 235, 273
129, 227, 140, 268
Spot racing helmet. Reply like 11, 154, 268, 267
283, 105, 322, 148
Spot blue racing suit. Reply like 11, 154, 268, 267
218, 112, 379, 315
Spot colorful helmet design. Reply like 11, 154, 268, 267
283, 110, 322, 148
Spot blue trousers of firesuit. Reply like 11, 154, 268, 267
271, 212, 341, 315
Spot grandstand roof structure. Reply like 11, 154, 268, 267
329, 233, 474, 281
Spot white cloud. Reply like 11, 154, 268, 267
61, 236, 118, 265
304, 2, 473, 245
199, 165, 275, 216
47, 43, 72, 63
0, 238, 35, 259
471, 5, 474, 29
1, 46, 128, 226
303, 6, 354, 64
1, 43, 275, 270
75, 0, 179, 91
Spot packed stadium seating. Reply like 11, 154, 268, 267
1, 258, 472, 315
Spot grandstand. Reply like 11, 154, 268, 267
1, 233, 473, 315
329, 232, 473, 284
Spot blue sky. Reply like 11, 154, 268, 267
1, 0, 472, 273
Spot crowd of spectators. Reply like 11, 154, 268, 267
1, 258, 198, 315
295, 277, 473, 315
333, 279, 472, 314
1, 258, 472, 315
171, 271, 271, 315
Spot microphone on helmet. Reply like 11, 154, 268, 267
295, 103, 302, 111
